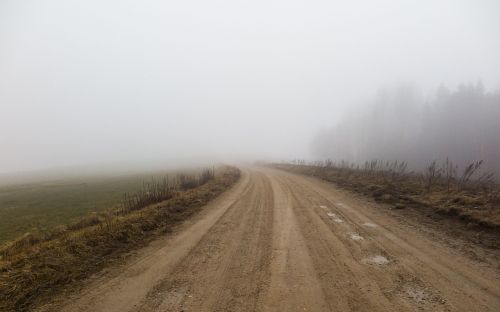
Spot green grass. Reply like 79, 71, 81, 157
0, 172, 176, 243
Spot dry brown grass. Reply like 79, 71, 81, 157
0, 166, 240, 312
274, 161, 500, 231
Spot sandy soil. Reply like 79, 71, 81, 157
41, 167, 500, 312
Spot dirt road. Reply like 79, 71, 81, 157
48, 168, 500, 312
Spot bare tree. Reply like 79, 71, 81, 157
421, 160, 442, 193
442, 157, 457, 195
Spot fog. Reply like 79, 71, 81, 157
312, 83, 500, 173
1, 0, 499, 175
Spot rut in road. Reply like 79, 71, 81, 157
48, 168, 500, 312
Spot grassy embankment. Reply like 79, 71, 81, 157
0, 166, 240, 312
275, 160, 499, 237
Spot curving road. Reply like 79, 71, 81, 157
50, 167, 500, 312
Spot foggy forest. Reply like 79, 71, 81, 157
313, 82, 500, 174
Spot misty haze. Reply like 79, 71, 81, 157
1, 1, 499, 311
313, 83, 500, 173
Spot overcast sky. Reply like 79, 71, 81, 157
1, 0, 499, 174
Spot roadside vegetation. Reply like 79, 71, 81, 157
0, 169, 212, 244
274, 159, 500, 234
0, 166, 240, 312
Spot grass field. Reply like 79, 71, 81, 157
0, 171, 181, 243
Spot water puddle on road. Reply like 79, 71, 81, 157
326, 212, 344, 223
405, 286, 428, 303
399, 283, 447, 307
362, 255, 390, 265
362, 222, 378, 228
349, 233, 364, 241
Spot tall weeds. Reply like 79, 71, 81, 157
122, 168, 215, 212
276, 158, 499, 219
